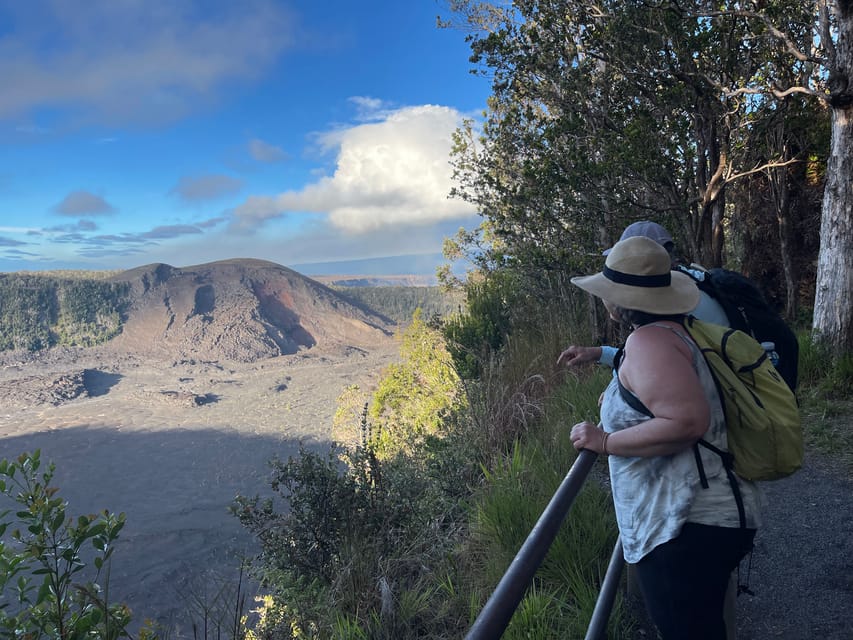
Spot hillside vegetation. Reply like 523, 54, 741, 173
331, 285, 464, 324
0, 274, 128, 351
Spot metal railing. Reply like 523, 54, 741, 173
465, 449, 625, 640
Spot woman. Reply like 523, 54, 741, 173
568, 236, 760, 640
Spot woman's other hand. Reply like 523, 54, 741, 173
557, 345, 602, 368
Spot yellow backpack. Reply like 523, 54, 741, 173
682, 316, 803, 481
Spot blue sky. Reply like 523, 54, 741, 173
0, 1, 489, 274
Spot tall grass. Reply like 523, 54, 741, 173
462, 383, 628, 639
796, 331, 853, 473
455, 297, 631, 639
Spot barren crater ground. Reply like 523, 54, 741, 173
0, 259, 400, 636
0, 341, 398, 636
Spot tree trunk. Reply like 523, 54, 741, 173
813, 4, 853, 352
711, 191, 726, 268
776, 186, 798, 320
813, 104, 853, 351
767, 144, 798, 320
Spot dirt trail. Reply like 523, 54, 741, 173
736, 452, 853, 639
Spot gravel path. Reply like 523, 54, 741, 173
737, 452, 853, 639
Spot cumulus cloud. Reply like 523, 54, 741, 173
348, 96, 393, 121
171, 175, 243, 202
248, 138, 288, 163
231, 104, 477, 233
0, 1, 295, 125
53, 190, 117, 216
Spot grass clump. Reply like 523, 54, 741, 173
795, 331, 853, 473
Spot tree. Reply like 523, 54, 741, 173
811, 1, 853, 350
369, 310, 465, 456
445, 1, 850, 350
445, 1, 814, 267
683, 0, 851, 348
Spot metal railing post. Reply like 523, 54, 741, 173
584, 535, 625, 640
465, 449, 599, 640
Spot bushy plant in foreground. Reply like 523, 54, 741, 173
0, 450, 132, 639
231, 434, 477, 639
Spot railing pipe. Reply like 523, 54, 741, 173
584, 535, 625, 640
465, 449, 599, 640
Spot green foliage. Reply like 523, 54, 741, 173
0, 274, 128, 352
442, 273, 516, 380
446, 0, 824, 291
369, 311, 466, 457
796, 330, 853, 471
232, 433, 477, 638
0, 450, 132, 639
797, 331, 853, 401
330, 286, 462, 325
236, 271, 628, 638
463, 392, 628, 639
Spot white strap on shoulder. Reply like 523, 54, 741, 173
643, 321, 695, 349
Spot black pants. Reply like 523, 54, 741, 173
633, 523, 756, 640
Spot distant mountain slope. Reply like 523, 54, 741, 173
108, 259, 394, 362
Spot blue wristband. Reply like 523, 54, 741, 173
599, 345, 618, 368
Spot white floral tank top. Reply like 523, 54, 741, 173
600, 324, 762, 563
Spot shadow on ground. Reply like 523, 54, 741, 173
82, 369, 123, 397
0, 425, 331, 639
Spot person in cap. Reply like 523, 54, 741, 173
601, 220, 676, 256
558, 220, 728, 368
568, 236, 760, 640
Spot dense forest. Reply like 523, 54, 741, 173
0, 274, 128, 351
444, 0, 851, 350
331, 285, 464, 324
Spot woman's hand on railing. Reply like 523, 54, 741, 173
571, 421, 609, 454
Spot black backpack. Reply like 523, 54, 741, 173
678, 266, 799, 391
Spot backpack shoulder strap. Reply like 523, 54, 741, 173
613, 346, 654, 418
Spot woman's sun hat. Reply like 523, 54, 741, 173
571, 236, 699, 314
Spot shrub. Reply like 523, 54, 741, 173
0, 451, 132, 639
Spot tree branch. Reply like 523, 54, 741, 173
727, 157, 803, 184
691, 9, 824, 66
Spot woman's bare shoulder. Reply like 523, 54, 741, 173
623, 322, 692, 363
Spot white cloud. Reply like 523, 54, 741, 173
0, 1, 295, 125
231, 104, 477, 233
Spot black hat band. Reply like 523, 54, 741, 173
603, 266, 671, 288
